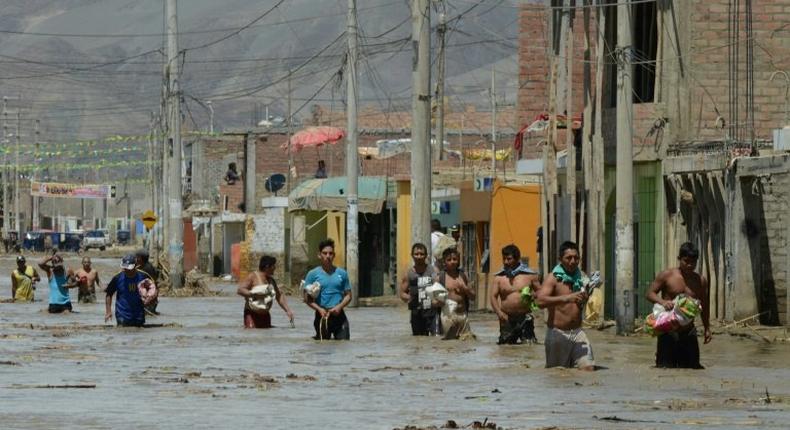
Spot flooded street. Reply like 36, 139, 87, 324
1, 256, 789, 429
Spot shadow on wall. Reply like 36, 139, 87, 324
740, 180, 780, 325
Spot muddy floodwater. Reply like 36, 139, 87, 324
1, 256, 789, 429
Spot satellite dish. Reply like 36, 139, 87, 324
265, 174, 286, 196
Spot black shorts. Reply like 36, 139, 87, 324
656, 328, 703, 369
48, 303, 73, 314
498, 313, 537, 345
117, 318, 145, 327
410, 309, 438, 336
313, 310, 350, 340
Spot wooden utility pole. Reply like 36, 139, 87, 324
410, 0, 431, 254
615, 0, 635, 334
166, 0, 184, 289
346, 0, 360, 306
564, 1, 576, 243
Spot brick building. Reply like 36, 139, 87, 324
518, 1, 790, 324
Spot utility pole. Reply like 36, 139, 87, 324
14, 110, 20, 234
286, 72, 293, 195
615, 0, 634, 334
564, 1, 576, 243
410, 0, 431, 254
346, 0, 360, 307
166, 0, 184, 289
581, 0, 593, 263
32, 119, 40, 231
490, 66, 497, 175
593, 0, 607, 302
2, 97, 8, 243
435, 10, 447, 161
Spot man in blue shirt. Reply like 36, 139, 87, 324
105, 254, 150, 327
303, 238, 352, 340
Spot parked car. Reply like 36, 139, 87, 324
82, 230, 110, 251
61, 233, 84, 252
116, 230, 130, 245
23, 230, 56, 252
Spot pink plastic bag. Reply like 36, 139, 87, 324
137, 279, 158, 306
653, 310, 679, 333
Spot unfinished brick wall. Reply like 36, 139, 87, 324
517, 1, 597, 160
688, 1, 790, 141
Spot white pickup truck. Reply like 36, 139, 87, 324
82, 230, 110, 251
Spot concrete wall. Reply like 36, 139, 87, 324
728, 154, 790, 325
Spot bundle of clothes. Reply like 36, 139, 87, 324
643, 294, 702, 336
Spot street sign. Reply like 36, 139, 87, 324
142, 210, 158, 230
474, 177, 493, 192
431, 201, 440, 215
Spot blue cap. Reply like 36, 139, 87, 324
121, 254, 136, 270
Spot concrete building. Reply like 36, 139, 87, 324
518, 1, 790, 324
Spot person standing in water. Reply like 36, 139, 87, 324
74, 256, 102, 304
399, 243, 439, 336
39, 253, 77, 314
647, 242, 711, 369
11, 255, 40, 302
303, 239, 352, 340
237, 255, 294, 328
535, 241, 595, 370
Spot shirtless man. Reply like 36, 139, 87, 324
535, 241, 594, 370
399, 243, 439, 336
74, 257, 102, 304
437, 248, 475, 339
490, 245, 541, 344
647, 242, 711, 369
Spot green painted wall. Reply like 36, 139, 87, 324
604, 161, 664, 319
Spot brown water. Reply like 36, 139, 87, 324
1, 256, 789, 429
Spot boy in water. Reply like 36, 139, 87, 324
399, 243, 439, 336
437, 248, 475, 340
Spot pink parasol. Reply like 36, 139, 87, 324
281, 126, 346, 152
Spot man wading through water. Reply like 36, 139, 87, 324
105, 255, 150, 327
11, 255, 40, 302
536, 241, 595, 370
74, 256, 102, 304
399, 243, 440, 336
647, 242, 711, 369
490, 244, 540, 344
303, 239, 352, 340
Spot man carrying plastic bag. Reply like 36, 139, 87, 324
647, 242, 711, 369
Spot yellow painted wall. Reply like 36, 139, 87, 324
488, 182, 542, 286
396, 180, 412, 287
326, 211, 346, 268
